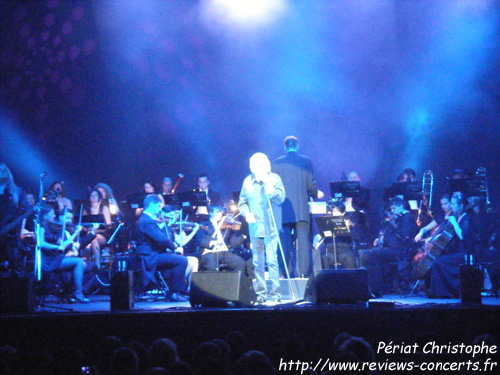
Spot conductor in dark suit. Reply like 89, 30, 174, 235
136, 194, 188, 301
272, 136, 324, 278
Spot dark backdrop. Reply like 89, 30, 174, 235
1, 1, 500, 229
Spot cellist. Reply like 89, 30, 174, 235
427, 192, 476, 298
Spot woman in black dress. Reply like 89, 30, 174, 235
82, 189, 112, 269
37, 204, 89, 303
428, 192, 475, 298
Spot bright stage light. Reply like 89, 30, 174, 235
203, 0, 287, 26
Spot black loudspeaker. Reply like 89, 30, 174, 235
460, 264, 483, 304
0, 275, 36, 314
189, 271, 256, 307
304, 268, 370, 304
110, 271, 134, 311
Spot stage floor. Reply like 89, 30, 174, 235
32, 291, 500, 314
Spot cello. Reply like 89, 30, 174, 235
411, 217, 457, 280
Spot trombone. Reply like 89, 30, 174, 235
476, 167, 491, 208
416, 170, 434, 226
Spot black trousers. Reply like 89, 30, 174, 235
156, 253, 188, 292
364, 247, 402, 295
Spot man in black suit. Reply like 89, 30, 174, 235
272, 136, 323, 278
136, 194, 188, 301
197, 173, 221, 207
345, 171, 371, 249
364, 197, 417, 297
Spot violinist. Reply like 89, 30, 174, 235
196, 205, 250, 278
427, 192, 475, 298
56, 209, 99, 292
136, 194, 188, 302
82, 189, 112, 269
161, 205, 200, 289
57, 208, 100, 256
414, 194, 452, 242
36, 204, 90, 303
365, 197, 417, 297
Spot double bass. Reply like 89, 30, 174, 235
411, 217, 456, 280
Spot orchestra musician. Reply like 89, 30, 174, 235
94, 182, 121, 217
36, 204, 90, 303
20, 193, 37, 242
197, 173, 221, 207
135, 194, 188, 302
161, 205, 199, 289
82, 189, 112, 269
196, 205, 251, 278
272, 135, 323, 278
0, 162, 29, 272
47, 180, 72, 214
239, 153, 285, 305
345, 171, 371, 251
161, 177, 173, 195
427, 192, 475, 298
364, 197, 417, 297
136, 181, 159, 216
414, 194, 452, 242
56, 208, 99, 293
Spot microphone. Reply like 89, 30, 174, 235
40, 172, 47, 179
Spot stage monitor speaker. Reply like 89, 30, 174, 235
189, 271, 256, 308
0, 275, 36, 314
110, 271, 134, 311
304, 268, 370, 304
460, 264, 483, 304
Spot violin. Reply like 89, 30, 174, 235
49, 221, 95, 233
221, 220, 242, 230
169, 221, 202, 232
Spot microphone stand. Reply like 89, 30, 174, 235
265, 194, 297, 301
34, 173, 46, 282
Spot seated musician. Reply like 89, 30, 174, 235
197, 173, 221, 207
94, 182, 122, 218
345, 171, 371, 250
136, 194, 188, 302
135, 181, 159, 216
82, 189, 112, 269
56, 208, 99, 293
161, 205, 200, 289
364, 197, 417, 297
36, 204, 90, 303
20, 193, 37, 242
426, 192, 476, 298
414, 194, 452, 242
47, 180, 72, 214
196, 205, 252, 279
161, 177, 173, 195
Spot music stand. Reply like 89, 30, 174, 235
126, 193, 148, 210
329, 181, 360, 199
315, 216, 351, 270
447, 177, 483, 197
383, 182, 406, 201
170, 191, 209, 222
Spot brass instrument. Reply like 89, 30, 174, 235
171, 173, 184, 194
476, 167, 491, 207
416, 170, 434, 227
